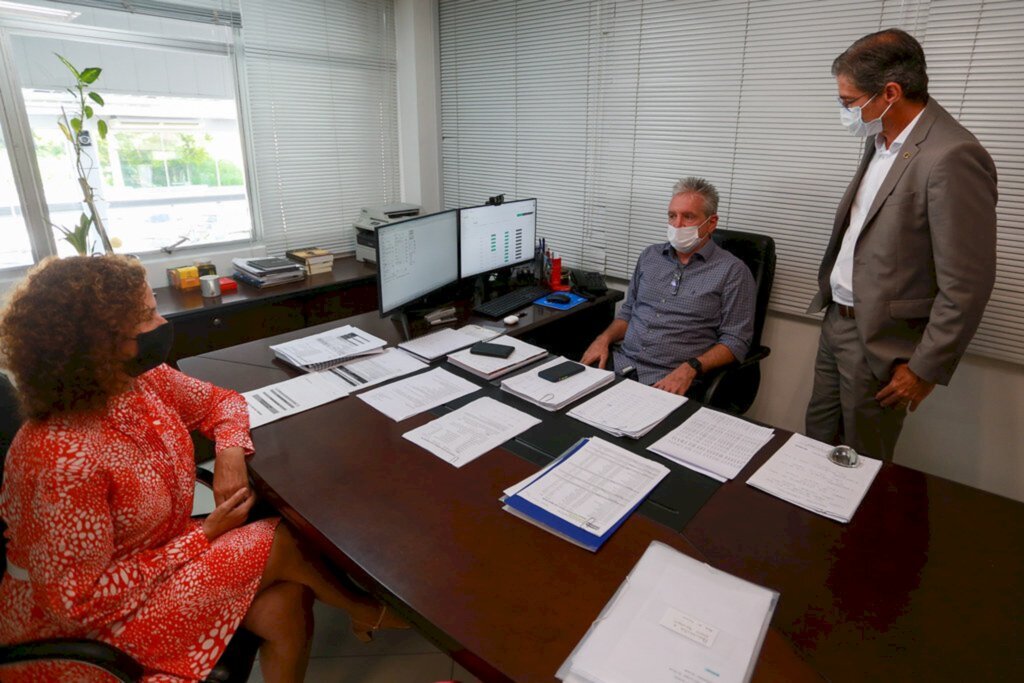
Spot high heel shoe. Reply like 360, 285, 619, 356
351, 605, 410, 643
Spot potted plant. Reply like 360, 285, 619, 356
51, 54, 114, 255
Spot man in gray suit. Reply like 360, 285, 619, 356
806, 28, 997, 461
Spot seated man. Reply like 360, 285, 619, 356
581, 177, 756, 396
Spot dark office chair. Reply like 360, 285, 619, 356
694, 229, 776, 414
0, 373, 260, 683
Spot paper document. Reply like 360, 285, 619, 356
746, 433, 882, 523
398, 324, 503, 361
244, 372, 351, 428
270, 325, 387, 371
568, 379, 686, 438
325, 348, 427, 392
503, 437, 669, 551
557, 541, 778, 683
403, 396, 541, 467
648, 408, 775, 481
356, 367, 481, 421
446, 335, 548, 380
500, 356, 615, 411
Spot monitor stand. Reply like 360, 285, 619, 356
390, 303, 457, 341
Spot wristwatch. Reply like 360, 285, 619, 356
685, 357, 703, 375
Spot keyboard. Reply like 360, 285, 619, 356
473, 285, 552, 318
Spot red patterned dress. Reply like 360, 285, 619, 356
0, 364, 278, 682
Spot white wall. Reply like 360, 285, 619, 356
749, 312, 1024, 502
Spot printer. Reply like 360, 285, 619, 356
353, 202, 421, 262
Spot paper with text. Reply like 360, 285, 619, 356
244, 372, 351, 428
557, 541, 778, 683
648, 408, 774, 481
746, 433, 882, 523
500, 356, 615, 411
568, 379, 686, 438
270, 325, 387, 371
398, 324, 503, 361
326, 348, 427, 392
356, 367, 481, 421
403, 396, 541, 467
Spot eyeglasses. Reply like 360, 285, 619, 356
836, 92, 876, 111
670, 267, 682, 296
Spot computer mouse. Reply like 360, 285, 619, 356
503, 315, 520, 325
546, 293, 571, 304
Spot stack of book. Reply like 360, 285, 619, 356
232, 257, 305, 288
286, 247, 334, 275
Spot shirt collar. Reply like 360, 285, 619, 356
874, 107, 925, 154
661, 237, 717, 262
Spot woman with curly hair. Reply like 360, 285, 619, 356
0, 256, 405, 682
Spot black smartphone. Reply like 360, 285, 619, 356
538, 360, 586, 382
470, 341, 515, 358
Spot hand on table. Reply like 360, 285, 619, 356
580, 339, 610, 369
652, 366, 696, 396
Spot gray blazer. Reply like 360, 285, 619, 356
809, 98, 997, 386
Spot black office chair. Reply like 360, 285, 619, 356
695, 229, 776, 414
0, 374, 260, 683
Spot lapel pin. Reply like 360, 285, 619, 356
903, 151, 912, 159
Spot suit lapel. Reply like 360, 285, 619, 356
858, 99, 939, 236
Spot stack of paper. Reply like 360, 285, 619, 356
446, 335, 548, 380
270, 325, 387, 371
500, 357, 615, 411
356, 367, 480, 421
403, 396, 541, 468
648, 407, 775, 481
558, 541, 778, 683
501, 437, 669, 552
398, 324, 503, 362
567, 379, 687, 438
232, 256, 306, 287
244, 371, 352, 428
746, 433, 882, 523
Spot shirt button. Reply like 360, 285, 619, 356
661, 298, 665, 302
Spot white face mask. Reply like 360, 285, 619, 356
838, 94, 893, 137
666, 216, 710, 253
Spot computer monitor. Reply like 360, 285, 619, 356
459, 198, 537, 279
376, 209, 460, 317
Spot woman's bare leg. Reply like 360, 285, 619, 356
242, 581, 314, 683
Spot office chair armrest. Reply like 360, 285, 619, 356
698, 345, 771, 414
0, 638, 144, 683
195, 465, 215, 490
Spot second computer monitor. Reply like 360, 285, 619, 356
459, 198, 537, 279
376, 209, 459, 317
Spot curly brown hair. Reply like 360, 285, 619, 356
0, 255, 151, 420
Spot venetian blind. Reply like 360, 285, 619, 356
439, 0, 1024, 366
240, 0, 400, 255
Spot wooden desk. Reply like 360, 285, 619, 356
179, 309, 1024, 682
156, 256, 378, 362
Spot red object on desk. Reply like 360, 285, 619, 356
218, 277, 238, 294
548, 255, 570, 291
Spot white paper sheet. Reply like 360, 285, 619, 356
513, 437, 669, 537
500, 356, 615, 411
244, 371, 351, 428
746, 433, 882, 523
446, 335, 548, 379
325, 348, 427, 392
558, 541, 778, 683
568, 379, 686, 438
648, 408, 775, 481
356, 367, 481, 421
398, 324, 503, 361
403, 396, 541, 467
270, 325, 387, 370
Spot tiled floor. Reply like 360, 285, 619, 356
247, 601, 481, 682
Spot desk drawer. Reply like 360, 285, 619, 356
171, 303, 305, 362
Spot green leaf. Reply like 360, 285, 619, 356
84, 105, 93, 119
70, 117, 82, 133
80, 67, 102, 84
97, 119, 108, 140
88, 92, 105, 106
56, 53, 80, 79
58, 122, 73, 142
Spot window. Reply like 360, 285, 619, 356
0, 123, 33, 268
8, 23, 252, 256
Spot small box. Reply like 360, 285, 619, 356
166, 265, 200, 290
218, 277, 238, 294
194, 261, 217, 277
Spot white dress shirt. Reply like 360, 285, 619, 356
830, 109, 925, 306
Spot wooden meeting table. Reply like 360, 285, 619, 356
179, 306, 1024, 682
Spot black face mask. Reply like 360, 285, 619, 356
125, 321, 175, 377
